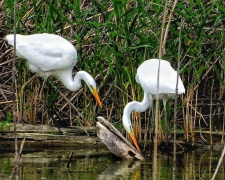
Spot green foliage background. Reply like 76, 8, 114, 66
2, 1, 224, 136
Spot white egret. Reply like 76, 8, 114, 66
6, 33, 102, 108
123, 59, 185, 152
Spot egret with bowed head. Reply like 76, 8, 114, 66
123, 59, 185, 152
6, 33, 102, 108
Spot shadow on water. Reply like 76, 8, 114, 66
0, 148, 225, 179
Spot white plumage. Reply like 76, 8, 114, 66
136, 59, 185, 96
6, 33, 76, 77
123, 59, 185, 152
6, 33, 102, 108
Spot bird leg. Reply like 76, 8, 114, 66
19, 74, 38, 122
21, 74, 38, 91
163, 100, 168, 145
38, 79, 46, 101
151, 100, 155, 149
151, 101, 155, 129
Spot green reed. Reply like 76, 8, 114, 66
3, 0, 225, 143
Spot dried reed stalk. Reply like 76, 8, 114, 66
173, 25, 181, 180
153, 1, 168, 179
211, 145, 225, 180
12, 0, 18, 160
10, 137, 26, 179
210, 80, 214, 147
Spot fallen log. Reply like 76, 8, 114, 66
96, 116, 145, 161
0, 124, 106, 151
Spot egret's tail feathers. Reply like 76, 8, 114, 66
6, 34, 23, 46
5, 34, 15, 46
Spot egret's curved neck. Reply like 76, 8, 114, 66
56, 70, 89, 91
123, 92, 152, 129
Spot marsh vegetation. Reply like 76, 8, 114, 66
0, 0, 224, 154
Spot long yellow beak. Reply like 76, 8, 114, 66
93, 89, 102, 108
130, 130, 141, 152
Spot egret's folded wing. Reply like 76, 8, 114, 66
138, 74, 178, 95
16, 42, 76, 71
137, 59, 185, 95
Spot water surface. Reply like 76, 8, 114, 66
0, 148, 224, 179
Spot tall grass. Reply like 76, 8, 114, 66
2, 1, 224, 145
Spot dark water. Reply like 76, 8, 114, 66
0, 148, 224, 180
